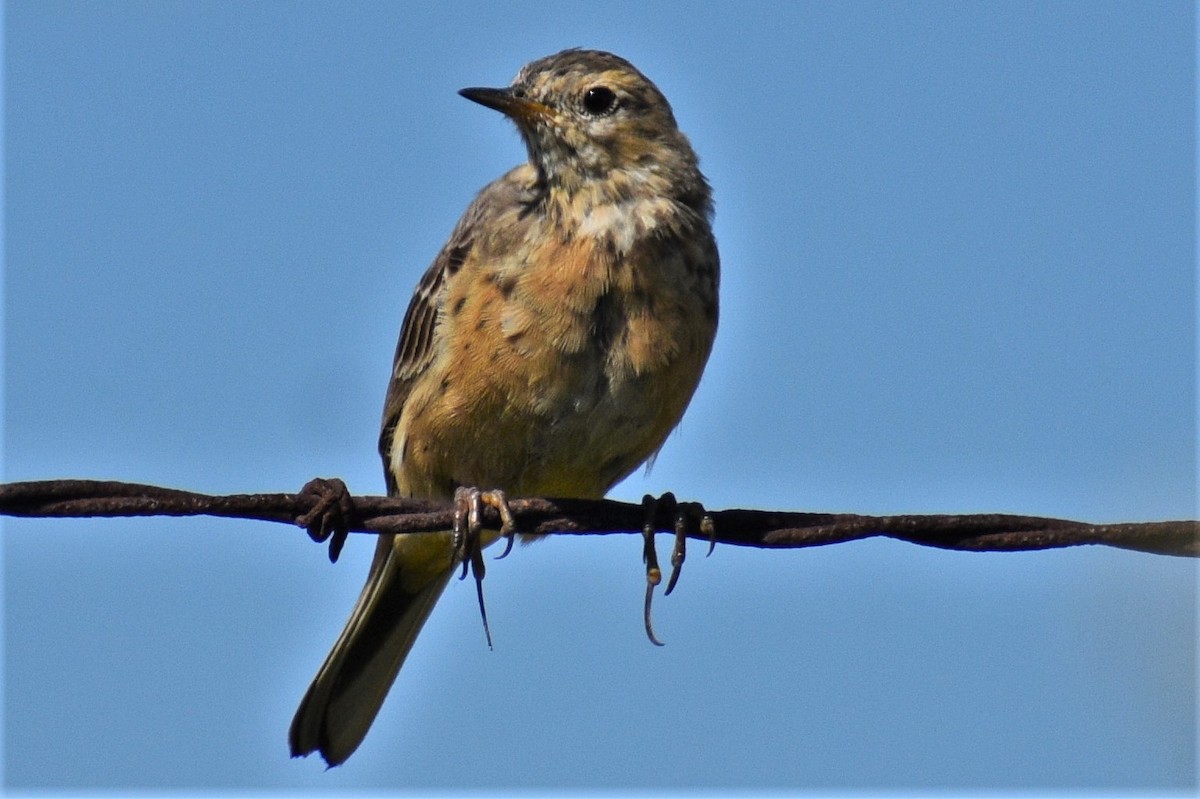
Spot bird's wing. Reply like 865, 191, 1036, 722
377, 238, 469, 494
377, 167, 537, 494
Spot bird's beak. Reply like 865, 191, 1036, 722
459, 86, 553, 124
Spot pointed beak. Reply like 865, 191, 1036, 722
458, 86, 553, 124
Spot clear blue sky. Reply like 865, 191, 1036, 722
4, 1, 1195, 794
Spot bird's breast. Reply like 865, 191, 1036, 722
398, 196, 716, 498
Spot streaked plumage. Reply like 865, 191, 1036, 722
291, 48, 719, 766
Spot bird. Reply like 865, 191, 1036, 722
289, 48, 719, 767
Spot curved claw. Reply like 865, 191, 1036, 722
641, 495, 712, 634
495, 532, 516, 560
663, 566, 682, 596
703, 514, 717, 557
451, 486, 517, 643
641, 494, 666, 644
471, 548, 493, 650
664, 506, 690, 597
643, 581, 665, 647
492, 494, 518, 560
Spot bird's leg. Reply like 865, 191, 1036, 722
296, 477, 356, 563
452, 486, 517, 650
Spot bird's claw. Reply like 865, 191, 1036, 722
495, 529, 517, 559
297, 477, 355, 563
452, 486, 517, 650
665, 500, 710, 596
640, 492, 714, 645
641, 494, 666, 646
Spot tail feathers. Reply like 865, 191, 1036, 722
290, 536, 453, 767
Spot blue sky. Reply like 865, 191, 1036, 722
4, 1, 1196, 794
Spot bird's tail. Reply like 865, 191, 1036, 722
290, 532, 454, 767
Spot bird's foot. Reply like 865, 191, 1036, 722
452, 486, 517, 650
641, 492, 715, 646
296, 477, 356, 563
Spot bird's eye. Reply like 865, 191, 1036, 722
582, 86, 617, 115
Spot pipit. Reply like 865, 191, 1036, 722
290, 48, 719, 766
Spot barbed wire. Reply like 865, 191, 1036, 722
2, 478, 1195, 558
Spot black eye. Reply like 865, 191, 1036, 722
582, 86, 617, 115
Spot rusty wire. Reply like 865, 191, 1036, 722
1, 478, 1194, 558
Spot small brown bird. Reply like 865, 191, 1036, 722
290, 48, 719, 766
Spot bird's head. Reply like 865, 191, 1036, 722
460, 49, 705, 204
